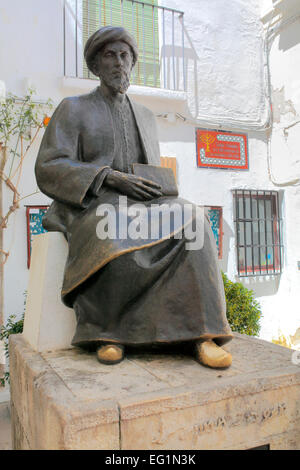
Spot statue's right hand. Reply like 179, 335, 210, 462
105, 170, 163, 200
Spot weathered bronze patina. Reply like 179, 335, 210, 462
35, 26, 233, 367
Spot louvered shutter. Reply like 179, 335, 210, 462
82, 0, 160, 87
82, 0, 101, 79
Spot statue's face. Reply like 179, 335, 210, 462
93, 40, 133, 94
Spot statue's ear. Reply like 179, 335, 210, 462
91, 68, 99, 78
89, 62, 99, 77
130, 50, 136, 71
89, 52, 101, 77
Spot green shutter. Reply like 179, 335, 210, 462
82, 0, 160, 87
82, 0, 101, 79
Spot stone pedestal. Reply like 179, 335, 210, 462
10, 333, 300, 450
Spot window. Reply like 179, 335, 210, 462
82, 0, 160, 87
233, 190, 283, 277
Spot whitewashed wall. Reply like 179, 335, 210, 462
0, 0, 299, 344
261, 2, 300, 342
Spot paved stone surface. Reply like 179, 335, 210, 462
9, 333, 300, 450
42, 334, 297, 398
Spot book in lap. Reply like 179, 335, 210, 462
132, 163, 178, 197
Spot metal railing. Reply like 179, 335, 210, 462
63, 0, 187, 91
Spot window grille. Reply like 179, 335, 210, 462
233, 190, 283, 277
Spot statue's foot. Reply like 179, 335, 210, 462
96, 344, 124, 365
195, 339, 232, 369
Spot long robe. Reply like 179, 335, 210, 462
35, 87, 233, 348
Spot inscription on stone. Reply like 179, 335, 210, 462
194, 402, 287, 435
152, 402, 287, 446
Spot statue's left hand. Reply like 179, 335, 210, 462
104, 170, 163, 200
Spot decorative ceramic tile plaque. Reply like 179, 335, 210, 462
196, 129, 248, 170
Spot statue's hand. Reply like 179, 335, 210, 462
105, 170, 163, 200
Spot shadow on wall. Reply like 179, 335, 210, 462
160, 20, 200, 116
157, 121, 195, 144
278, 17, 300, 52
160, 2, 268, 124
161, 43, 198, 99
219, 217, 234, 274
178, 21, 200, 116
239, 275, 280, 298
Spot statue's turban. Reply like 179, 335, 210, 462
84, 26, 139, 72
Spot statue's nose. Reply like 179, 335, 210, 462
115, 55, 123, 66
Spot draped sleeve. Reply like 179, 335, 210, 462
35, 97, 110, 208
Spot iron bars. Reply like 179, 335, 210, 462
233, 189, 283, 277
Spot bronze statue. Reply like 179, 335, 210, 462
35, 26, 233, 368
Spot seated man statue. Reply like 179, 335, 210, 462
35, 26, 233, 368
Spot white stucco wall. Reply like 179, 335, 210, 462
162, 0, 269, 128
262, 9, 300, 342
0, 0, 299, 346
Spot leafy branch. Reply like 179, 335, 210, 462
0, 88, 53, 265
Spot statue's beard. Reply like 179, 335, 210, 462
101, 70, 130, 94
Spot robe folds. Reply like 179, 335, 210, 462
35, 87, 233, 348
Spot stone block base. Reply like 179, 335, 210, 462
10, 333, 300, 450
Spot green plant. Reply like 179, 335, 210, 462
0, 291, 26, 386
0, 314, 24, 386
272, 328, 300, 350
222, 272, 262, 336
272, 331, 291, 349
0, 88, 53, 176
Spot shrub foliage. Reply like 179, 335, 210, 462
0, 314, 24, 386
222, 272, 262, 336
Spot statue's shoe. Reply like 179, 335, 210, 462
195, 339, 232, 369
96, 344, 124, 365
